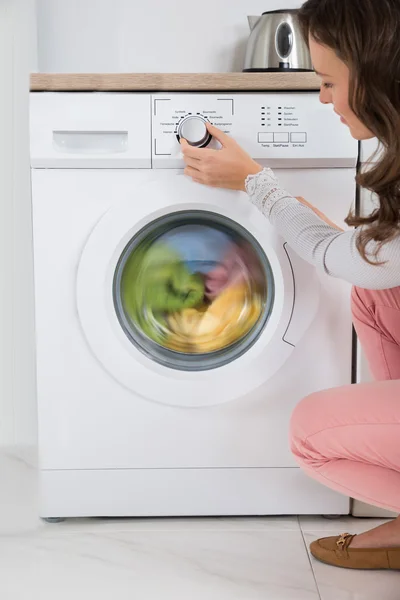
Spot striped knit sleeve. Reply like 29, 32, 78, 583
245, 167, 400, 290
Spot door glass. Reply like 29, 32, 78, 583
113, 211, 274, 371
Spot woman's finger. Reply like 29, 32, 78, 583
182, 156, 202, 169
180, 138, 215, 160
184, 165, 204, 182
205, 122, 231, 147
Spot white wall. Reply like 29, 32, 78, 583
0, 0, 37, 446
37, 0, 303, 73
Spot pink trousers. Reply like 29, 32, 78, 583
290, 286, 400, 513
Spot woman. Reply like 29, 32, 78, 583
181, 0, 400, 571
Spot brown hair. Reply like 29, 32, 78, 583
297, 0, 400, 263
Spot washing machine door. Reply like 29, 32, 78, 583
77, 174, 318, 406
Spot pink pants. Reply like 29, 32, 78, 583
290, 286, 400, 513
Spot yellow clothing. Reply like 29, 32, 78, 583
166, 283, 262, 353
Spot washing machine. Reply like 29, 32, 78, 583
30, 91, 358, 518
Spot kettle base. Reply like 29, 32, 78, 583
242, 68, 314, 73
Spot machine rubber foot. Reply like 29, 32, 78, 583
42, 517, 65, 523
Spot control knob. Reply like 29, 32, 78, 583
177, 116, 212, 148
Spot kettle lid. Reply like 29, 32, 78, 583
261, 9, 299, 15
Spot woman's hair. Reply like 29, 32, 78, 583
298, 0, 400, 263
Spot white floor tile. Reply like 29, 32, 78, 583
3, 447, 398, 599
0, 529, 319, 600
303, 532, 400, 600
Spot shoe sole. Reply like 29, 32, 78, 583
311, 553, 400, 571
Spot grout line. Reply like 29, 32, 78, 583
299, 519, 323, 600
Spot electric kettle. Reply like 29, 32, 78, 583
243, 9, 313, 72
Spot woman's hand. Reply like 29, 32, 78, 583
295, 196, 344, 231
180, 123, 262, 191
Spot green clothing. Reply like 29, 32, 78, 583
121, 242, 204, 344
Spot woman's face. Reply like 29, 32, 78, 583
309, 36, 374, 140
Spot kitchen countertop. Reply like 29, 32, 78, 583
30, 72, 321, 92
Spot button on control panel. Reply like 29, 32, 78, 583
290, 132, 307, 143
258, 132, 307, 143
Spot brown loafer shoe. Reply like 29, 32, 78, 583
310, 532, 400, 570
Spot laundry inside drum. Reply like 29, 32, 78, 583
114, 211, 274, 371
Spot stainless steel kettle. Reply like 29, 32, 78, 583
243, 9, 313, 72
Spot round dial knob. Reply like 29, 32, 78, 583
178, 116, 211, 148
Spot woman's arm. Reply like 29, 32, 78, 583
247, 168, 400, 290
294, 196, 344, 231
180, 126, 400, 289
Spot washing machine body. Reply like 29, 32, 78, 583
30, 91, 358, 517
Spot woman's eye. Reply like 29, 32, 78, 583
322, 82, 333, 89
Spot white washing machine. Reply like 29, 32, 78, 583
30, 91, 358, 519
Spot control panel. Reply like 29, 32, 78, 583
152, 95, 234, 157
152, 93, 358, 169
29, 92, 358, 170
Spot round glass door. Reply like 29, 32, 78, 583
113, 211, 275, 371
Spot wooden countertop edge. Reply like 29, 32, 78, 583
30, 72, 321, 92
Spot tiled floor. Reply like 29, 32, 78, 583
0, 449, 398, 599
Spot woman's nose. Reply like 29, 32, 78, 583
319, 87, 332, 105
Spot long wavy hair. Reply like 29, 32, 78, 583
298, 0, 400, 263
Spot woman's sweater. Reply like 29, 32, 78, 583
245, 168, 400, 290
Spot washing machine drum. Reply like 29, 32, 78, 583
76, 176, 317, 406
113, 211, 274, 371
